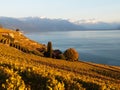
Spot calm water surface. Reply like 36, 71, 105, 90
26, 30, 120, 66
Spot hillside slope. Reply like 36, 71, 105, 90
0, 28, 120, 90
0, 28, 46, 56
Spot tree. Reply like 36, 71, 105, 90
64, 48, 79, 61
16, 28, 20, 32
53, 49, 62, 59
58, 54, 66, 60
47, 41, 53, 58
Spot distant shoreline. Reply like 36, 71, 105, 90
24, 29, 120, 34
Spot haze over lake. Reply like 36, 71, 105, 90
26, 30, 120, 66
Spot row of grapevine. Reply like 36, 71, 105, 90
1, 58, 119, 90
0, 34, 43, 56
0, 43, 120, 90
0, 66, 26, 90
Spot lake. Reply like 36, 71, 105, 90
26, 30, 120, 66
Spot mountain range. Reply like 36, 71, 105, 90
0, 17, 120, 32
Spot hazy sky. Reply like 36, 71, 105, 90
0, 0, 120, 22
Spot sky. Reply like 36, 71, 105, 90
0, 0, 120, 22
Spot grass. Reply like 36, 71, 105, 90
0, 28, 120, 90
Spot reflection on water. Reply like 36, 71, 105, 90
26, 30, 120, 66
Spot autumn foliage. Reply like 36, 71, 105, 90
64, 48, 79, 61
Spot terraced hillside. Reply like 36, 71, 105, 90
0, 28, 46, 56
0, 28, 120, 90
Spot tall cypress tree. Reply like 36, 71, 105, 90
47, 41, 53, 58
